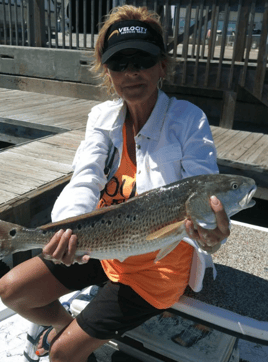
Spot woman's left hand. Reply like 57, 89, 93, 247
42, 229, 90, 266
185, 195, 230, 253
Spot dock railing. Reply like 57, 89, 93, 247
0, 0, 267, 128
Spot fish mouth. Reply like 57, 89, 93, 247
239, 185, 257, 209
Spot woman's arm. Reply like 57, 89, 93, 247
179, 106, 230, 251
43, 107, 114, 265
52, 114, 113, 222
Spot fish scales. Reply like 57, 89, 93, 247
65, 187, 184, 259
0, 174, 257, 261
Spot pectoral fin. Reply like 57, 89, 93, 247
146, 220, 185, 241
115, 256, 127, 263
154, 240, 181, 262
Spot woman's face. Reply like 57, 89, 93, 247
106, 50, 166, 107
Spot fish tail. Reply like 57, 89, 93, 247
0, 219, 17, 239
0, 219, 21, 259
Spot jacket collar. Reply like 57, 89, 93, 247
137, 90, 170, 141
96, 90, 170, 141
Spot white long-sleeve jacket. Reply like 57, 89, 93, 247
52, 90, 219, 292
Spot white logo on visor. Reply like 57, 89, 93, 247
118, 26, 147, 35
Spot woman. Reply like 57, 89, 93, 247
0, 5, 229, 362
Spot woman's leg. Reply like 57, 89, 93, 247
0, 256, 73, 332
0, 256, 110, 360
0, 256, 108, 361
49, 319, 108, 362
48, 280, 164, 362
0, 257, 163, 362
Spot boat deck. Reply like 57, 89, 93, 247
173, 221, 268, 345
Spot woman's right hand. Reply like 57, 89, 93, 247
42, 229, 90, 266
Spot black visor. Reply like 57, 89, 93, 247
102, 20, 165, 64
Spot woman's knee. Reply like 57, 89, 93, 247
49, 344, 68, 362
49, 337, 103, 362
0, 268, 23, 308
49, 336, 82, 362
49, 320, 106, 362
0, 256, 64, 310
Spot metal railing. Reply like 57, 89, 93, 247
0, 0, 26, 46
1, 1, 267, 55
0, 0, 114, 48
1, 1, 267, 111
126, 0, 268, 110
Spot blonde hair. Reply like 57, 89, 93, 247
93, 5, 172, 95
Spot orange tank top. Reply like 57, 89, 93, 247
99, 123, 194, 309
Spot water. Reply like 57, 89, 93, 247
231, 198, 268, 228
0, 141, 14, 150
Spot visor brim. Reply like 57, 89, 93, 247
102, 41, 161, 64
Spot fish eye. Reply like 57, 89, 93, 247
231, 182, 239, 190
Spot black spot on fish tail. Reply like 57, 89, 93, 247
10, 229, 16, 237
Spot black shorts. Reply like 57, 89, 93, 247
39, 256, 165, 340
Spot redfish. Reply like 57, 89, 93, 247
0, 174, 256, 262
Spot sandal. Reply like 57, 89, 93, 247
24, 324, 48, 362
171, 323, 211, 348
35, 326, 54, 357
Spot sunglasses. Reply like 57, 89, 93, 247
105, 51, 160, 72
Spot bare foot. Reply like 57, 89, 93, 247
36, 327, 57, 356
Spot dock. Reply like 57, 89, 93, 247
0, 87, 267, 227
0, 88, 99, 204
211, 126, 268, 201
0, 89, 100, 236
0, 88, 267, 215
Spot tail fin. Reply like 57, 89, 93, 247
0, 219, 21, 259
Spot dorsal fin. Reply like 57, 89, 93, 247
39, 204, 120, 231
